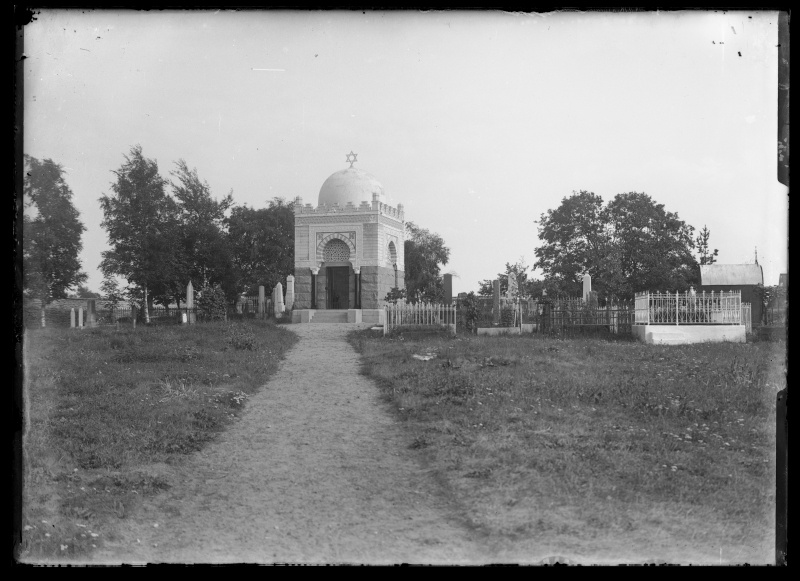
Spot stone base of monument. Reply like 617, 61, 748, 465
360, 309, 385, 325
632, 324, 745, 345
477, 325, 536, 336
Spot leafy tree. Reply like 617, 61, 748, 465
695, 225, 719, 266
534, 191, 610, 297
100, 275, 125, 309
99, 145, 181, 323
67, 284, 101, 299
226, 198, 294, 296
171, 160, 235, 298
404, 221, 450, 303
534, 191, 699, 298
606, 192, 698, 294
478, 259, 530, 296
22, 155, 87, 326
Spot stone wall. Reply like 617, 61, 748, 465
360, 266, 405, 309
293, 268, 312, 310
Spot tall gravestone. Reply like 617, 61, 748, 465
70, 308, 76, 329
86, 299, 97, 328
285, 275, 295, 311
274, 282, 285, 317
186, 281, 195, 324
493, 279, 501, 324
78, 307, 84, 329
443, 273, 453, 305
258, 286, 265, 319
582, 274, 592, 302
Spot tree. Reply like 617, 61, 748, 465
606, 192, 698, 294
695, 225, 719, 266
226, 198, 295, 296
23, 155, 87, 326
67, 284, 101, 299
403, 221, 450, 303
534, 191, 699, 298
478, 259, 530, 296
99, 145, 181, 323
100, 275, 125, 309
534, 191, 611, 297
171, 160, 235, 298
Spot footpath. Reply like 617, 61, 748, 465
94, 323, 487, 564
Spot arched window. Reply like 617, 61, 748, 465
323, 238, 351, 262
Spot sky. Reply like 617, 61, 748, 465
22, 9, 788, 295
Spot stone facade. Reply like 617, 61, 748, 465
292, 173, 406, 312
360, 266, 403, 309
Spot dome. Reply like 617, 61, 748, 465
318, 167, 384, 207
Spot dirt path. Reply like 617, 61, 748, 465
94, 324, 488, 564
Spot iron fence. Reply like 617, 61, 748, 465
635, 290, 742, 325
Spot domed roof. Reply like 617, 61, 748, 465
318, 167, 384, 207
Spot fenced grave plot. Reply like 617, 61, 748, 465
455, 296, 634, 337
384, 303, 457, 335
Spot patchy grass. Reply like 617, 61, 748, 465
350, 327, 784, 563
20, 319, 297, 562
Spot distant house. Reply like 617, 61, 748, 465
699, 264, 764, 326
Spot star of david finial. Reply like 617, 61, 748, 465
345, 151, 358, 168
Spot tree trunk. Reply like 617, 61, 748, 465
144, 284, 151, 324
40, 307, 46, 328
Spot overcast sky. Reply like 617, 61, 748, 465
23, 9, 788, 295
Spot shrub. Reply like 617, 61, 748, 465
385, 287, 407, 305
459, 292, 480, 333
197, 284, 227, 321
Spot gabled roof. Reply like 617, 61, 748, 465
700, 264, 763, 286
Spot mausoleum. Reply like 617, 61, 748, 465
291, 152, 405, 324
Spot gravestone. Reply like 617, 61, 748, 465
186, 281, 195, 324
86, 299, 97, 327
443, 273, 453, 305
70, 308, 76, 329
78, 307, 84, 329
274, 282, 285, 317
258, 286, 266, 319
493, 279, 501, 324
583, 274, 592, 302
286, 275, 295, 311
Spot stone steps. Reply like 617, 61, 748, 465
311, 311, 349, 323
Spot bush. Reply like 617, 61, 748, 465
197, 284, 227, 321
459, 292, 480, 333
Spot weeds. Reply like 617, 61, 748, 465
20, 319, 296, 561
349, 329, 784, 562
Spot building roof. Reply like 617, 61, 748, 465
318, 167, 384, 207
700, 264, 763, 286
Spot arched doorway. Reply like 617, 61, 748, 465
323, 238, 352, 309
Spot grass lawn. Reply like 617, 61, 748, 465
19, 319, 297, 562
350, 327, 784, 564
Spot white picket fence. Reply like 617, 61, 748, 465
384, 302, 457, 335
